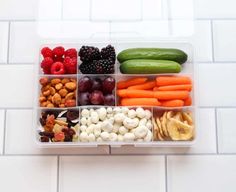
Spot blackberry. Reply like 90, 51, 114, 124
101, 45, 116, 62
79, 46, 101, 62
94, 59, 115, 74
79, 62, 96, 74
79, 59, 114, 74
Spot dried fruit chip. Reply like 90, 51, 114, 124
167, 118, 193, 141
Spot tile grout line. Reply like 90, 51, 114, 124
2, 110, 7, 155
0, 18, 236, 23
1, 153, 236, 156
214, 108, 219, 154
210, 20, 215, 62
165, 155, 168, 192
7, 22, 11, 64
57, 156, 60, 192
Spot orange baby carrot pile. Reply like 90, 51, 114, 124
156, 84, 192, 91
121, 98, 161, 106
160, 100, 184, 107
128, 81, 156, 90
117, 76, 193, 107
117, 77, 147, 89
156, 76, 191, 86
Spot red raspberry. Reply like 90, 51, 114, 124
50, 62, 65, 75
53, 56, 64, 62
41, 57, 53, 74
64, 57, 77, 74
52, 46, 65, 57
65, 48, 77, 58
41, 47, 53, 58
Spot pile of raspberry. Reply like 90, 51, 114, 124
41, 46, 77, 74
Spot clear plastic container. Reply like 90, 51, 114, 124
34, 41, 197, 148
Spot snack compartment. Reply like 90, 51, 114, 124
36, 108, 80, 144
38, 75, 77, 108
152, 106, 195, 143
77, 74, 116, 106
39, 45, 78, 75
78, 106, 154, 144
116, 74, 194, 108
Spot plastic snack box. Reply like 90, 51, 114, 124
34, 41, 197, 148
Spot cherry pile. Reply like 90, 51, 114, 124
78, 76, 115, 106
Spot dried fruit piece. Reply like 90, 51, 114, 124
182, 112, 193, 125
161, 112, 169, 137
54, 132, 65, 141
67, 110, 79, 121
167, 118, 193, 140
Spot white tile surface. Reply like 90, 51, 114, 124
0, 22, 9, 63
187, 20, 212, 62
213, 20, 236, 61
142, 0, 168, 20
91, 0, 142, 21
62, 0, 90, 20
60, 156, 165, 192
37, 0, 62, 20
0, 0, 38, 20
217, 108, 236, 153
0, 156, 57, 192
5, 110, 109, 154
37, 21, 110, 39
111, 109, 216, 154
110, 20, 212, 62
194, 0, 236, 18
168, 155, 236, 192
0, 65, 34, 108
9, 21, 110, 63
0, 110, 5, 154
169, 0, 194, 19
9, 22, 39, 63
199, 63, 236, 107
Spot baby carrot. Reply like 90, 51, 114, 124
160, 100, 184, 107
156, 76, 191, 86
184, 96, 192, 106
121, 98, 161, 106
153, 87, 159, 91
128, 81, 156, 90
154, 91, 189, 100
157, 84, 192, 91
117, 77, 148, 89
117, 89, 154, 98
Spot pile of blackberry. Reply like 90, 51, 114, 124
79, 45, 116, 74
